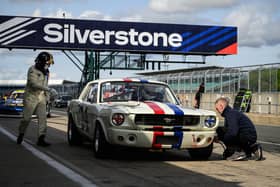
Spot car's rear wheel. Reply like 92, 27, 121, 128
67, 116, 82, 146
188, 143, 213, 160
93, 123, 110, 158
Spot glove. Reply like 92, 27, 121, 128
213, 136, 219, 143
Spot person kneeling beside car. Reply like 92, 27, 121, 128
214, 97, 263, 161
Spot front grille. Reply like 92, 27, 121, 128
134, 114, 200, 126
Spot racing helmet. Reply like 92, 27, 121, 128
35, 52, 54, 65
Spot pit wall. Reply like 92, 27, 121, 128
177, 93, 280, 115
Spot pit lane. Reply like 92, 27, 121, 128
0, 110, 279, 187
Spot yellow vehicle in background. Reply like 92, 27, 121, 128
0, 89, 57, 117
0, 89, 24, 115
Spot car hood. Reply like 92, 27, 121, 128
103, 101, 216, 116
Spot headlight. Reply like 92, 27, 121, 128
204, 116, 216, 128
112, 113, 125, 126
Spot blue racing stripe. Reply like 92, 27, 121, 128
140, 79, 149, 83
172, 126, 183, 149
166, 103, 184, 116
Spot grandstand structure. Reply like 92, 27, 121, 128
139, 63, 280, 114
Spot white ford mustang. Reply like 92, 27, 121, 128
67, 78, 218, 159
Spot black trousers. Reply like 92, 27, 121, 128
216, 127, 257, 156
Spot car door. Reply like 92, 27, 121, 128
72, 85, 92, 130
82, 83, 99, 136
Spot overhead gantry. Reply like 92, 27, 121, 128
0, 15, 237, 90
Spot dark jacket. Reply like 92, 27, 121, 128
195, 84, 205, 100
221, 106, 257, 145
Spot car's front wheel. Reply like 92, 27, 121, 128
93, 123, 110, 158
188, 143, 213, 160
67, 116, 82, 146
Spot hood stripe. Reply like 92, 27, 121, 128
166, 103, 184, 116
144, 101, 165, 114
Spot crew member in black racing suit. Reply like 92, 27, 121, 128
194, 82, 205, 109
214, 97, 263, 161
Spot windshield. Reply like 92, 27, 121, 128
100, 81, 179, 104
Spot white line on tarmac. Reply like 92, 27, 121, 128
52, 109, 67, 115
259, 140, 280, 146
0, 126, 97, 187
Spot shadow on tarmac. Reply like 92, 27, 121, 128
0, 117, 243, 187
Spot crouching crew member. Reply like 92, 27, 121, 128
214, 97, 263, 161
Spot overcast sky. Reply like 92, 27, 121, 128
0, 0, 279, 81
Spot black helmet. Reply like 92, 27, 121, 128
35, 52, 54, 65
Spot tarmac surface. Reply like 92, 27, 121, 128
0, 128, 83, 187
0, 110, 280, 187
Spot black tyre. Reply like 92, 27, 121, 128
67, 116, 82, 146
93, 123, 110, 158
188, 143, 213, 160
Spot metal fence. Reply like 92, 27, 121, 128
159, 63, 280, 94
143, 63, 280, 114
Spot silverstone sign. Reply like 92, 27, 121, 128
0, 15, 237, 55
43, 24, 182, 47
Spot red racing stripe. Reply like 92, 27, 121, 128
123, 78, 132, 82
144, 101, 165, 114
152, 128, 164, 149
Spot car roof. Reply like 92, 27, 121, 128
87, 78, 167, 85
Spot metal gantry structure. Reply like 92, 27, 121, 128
62, 51, 209, 91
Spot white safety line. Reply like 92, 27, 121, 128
51, 109, 67, 115
0, 126, 97, 187
258, 140, 280, 146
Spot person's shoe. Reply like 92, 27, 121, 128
17, 133, 24, 144
223, 147, 236, 160
226, 151, 247, 161
251, 143, 263, 161
37, 135, 51, 147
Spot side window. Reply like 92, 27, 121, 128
87, 83, 98, 103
